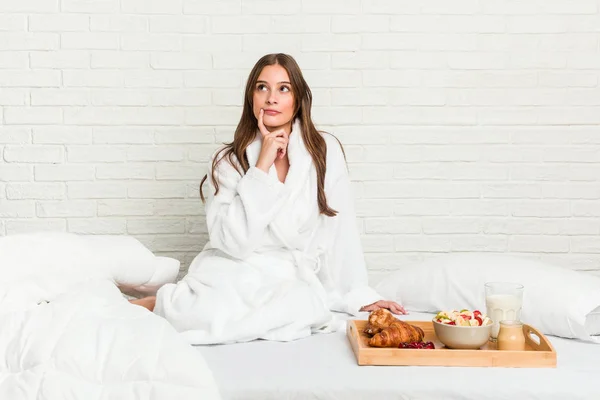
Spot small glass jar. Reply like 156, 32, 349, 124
497, 320, 526, 351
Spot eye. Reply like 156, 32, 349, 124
280, 86, 290, 93
256, 84, 267, 91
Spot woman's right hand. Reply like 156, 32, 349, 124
255, 109, 289, 173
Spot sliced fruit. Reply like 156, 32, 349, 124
434, 309, 490, 327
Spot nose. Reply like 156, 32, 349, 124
266, 90, 278, 105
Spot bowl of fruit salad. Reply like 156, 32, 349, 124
432, 309, 493, 350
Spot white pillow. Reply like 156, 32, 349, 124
0, 232, 180, 309
376, 253, 600, 343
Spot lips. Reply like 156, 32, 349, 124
264, 110, 280, 116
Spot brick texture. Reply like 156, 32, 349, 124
1, 0, 600, 280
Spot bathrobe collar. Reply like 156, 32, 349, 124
245, 118, 318, 248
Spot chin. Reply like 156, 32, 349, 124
265, 116, 292, 128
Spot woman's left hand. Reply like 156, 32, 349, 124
360, 300, 407, 315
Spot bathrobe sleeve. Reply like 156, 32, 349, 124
324, 137, 384, 316
204, 151, 288, 259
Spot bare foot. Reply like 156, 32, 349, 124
129, 296, 156, 312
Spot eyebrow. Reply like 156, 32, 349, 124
256, 80, 291, 85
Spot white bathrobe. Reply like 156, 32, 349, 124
154, 119, 383, 344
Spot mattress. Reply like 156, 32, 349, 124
198, 312, 598, 400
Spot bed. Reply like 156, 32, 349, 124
0, 233, 221, 400
198, 312, 598, 400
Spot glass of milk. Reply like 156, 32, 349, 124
484, 282, 524, 342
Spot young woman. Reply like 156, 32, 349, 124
133, 53, 405, 344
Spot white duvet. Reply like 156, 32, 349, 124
0, 233, 221, 400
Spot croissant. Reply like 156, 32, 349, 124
364, 308, 397, 336
368, 320, 425, 348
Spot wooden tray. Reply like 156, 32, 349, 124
347, 320, 556, 368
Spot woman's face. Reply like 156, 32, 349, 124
252, 64, 295, 133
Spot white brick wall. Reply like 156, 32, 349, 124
1, 0, 600, 281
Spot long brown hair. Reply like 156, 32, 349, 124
199, 53, 340, 216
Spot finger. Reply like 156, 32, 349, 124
384, 301, 400, 310
257, 109, 270, 137
274, 138, 289, 151
277, 149, 285, 159
276, 147, 286, 159
275, 129, 289, 140
279, 140, 288, 157
266, 131, 288, 141
265, 136, 287, 147
390, 302, 405, 315
274, 142, 287, 159
394, 302, 407, 315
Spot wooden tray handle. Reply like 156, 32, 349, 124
348, 321, 362, 345
523, 324, 552, 352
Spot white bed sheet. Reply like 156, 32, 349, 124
198, 312, 598, 400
